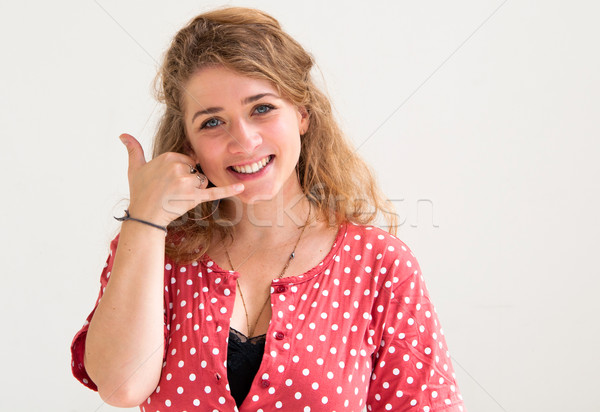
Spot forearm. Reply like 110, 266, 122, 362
84, 222, 166, 407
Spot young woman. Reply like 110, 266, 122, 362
71, 7, 465, 411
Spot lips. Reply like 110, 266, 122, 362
229, 155, 273, 174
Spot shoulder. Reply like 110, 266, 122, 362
340, 223, 422, 295
343, 223, 417, 262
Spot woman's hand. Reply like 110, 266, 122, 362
119, 133, 244, 226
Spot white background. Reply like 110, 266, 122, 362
1, 0, 599, 411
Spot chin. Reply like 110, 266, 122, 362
235, 187, 280, 205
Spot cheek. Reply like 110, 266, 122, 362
270, 117, 301, 152
191, 143, 218, 175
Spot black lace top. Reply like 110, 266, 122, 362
227, 327, 266, 407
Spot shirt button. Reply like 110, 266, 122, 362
261, 379, 270, 388
275, 285, 287, 293
275, 331, 285, 340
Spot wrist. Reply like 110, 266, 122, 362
114, 210, 168, 235
127, 204, 174, 227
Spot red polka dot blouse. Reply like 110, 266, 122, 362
71, 222, 465, 411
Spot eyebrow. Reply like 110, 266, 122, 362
190, 93, 280, 124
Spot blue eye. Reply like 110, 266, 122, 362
255, 104, 274, 114
202, 118, 222, 129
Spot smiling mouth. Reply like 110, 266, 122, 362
229, 155, 273, 174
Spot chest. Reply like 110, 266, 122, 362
151, 262, 384, 411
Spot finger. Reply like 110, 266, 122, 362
196, 174, 209, 189
196, 183, 244, 203
119, 133, 146, 172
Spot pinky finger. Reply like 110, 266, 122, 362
196, 183, 245, 204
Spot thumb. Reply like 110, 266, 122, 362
119, 133, 146, 171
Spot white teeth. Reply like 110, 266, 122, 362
232, 156, 271, 174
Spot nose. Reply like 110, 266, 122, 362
228, 118, 262, 155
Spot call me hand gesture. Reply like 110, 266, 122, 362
119, 133, 244, 227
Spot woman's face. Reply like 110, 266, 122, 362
183, 67, 309, 204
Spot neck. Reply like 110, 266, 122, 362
222, 188, 312, 247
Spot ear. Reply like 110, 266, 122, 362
297, 106, 310, 135
183, 139, 198, 162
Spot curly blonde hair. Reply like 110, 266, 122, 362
152, 7, 397, 262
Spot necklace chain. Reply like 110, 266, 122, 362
225, 203, 311, 338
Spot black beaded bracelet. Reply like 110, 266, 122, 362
114, 210, 168, 235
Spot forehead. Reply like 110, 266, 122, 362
183, 67, 279, 108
